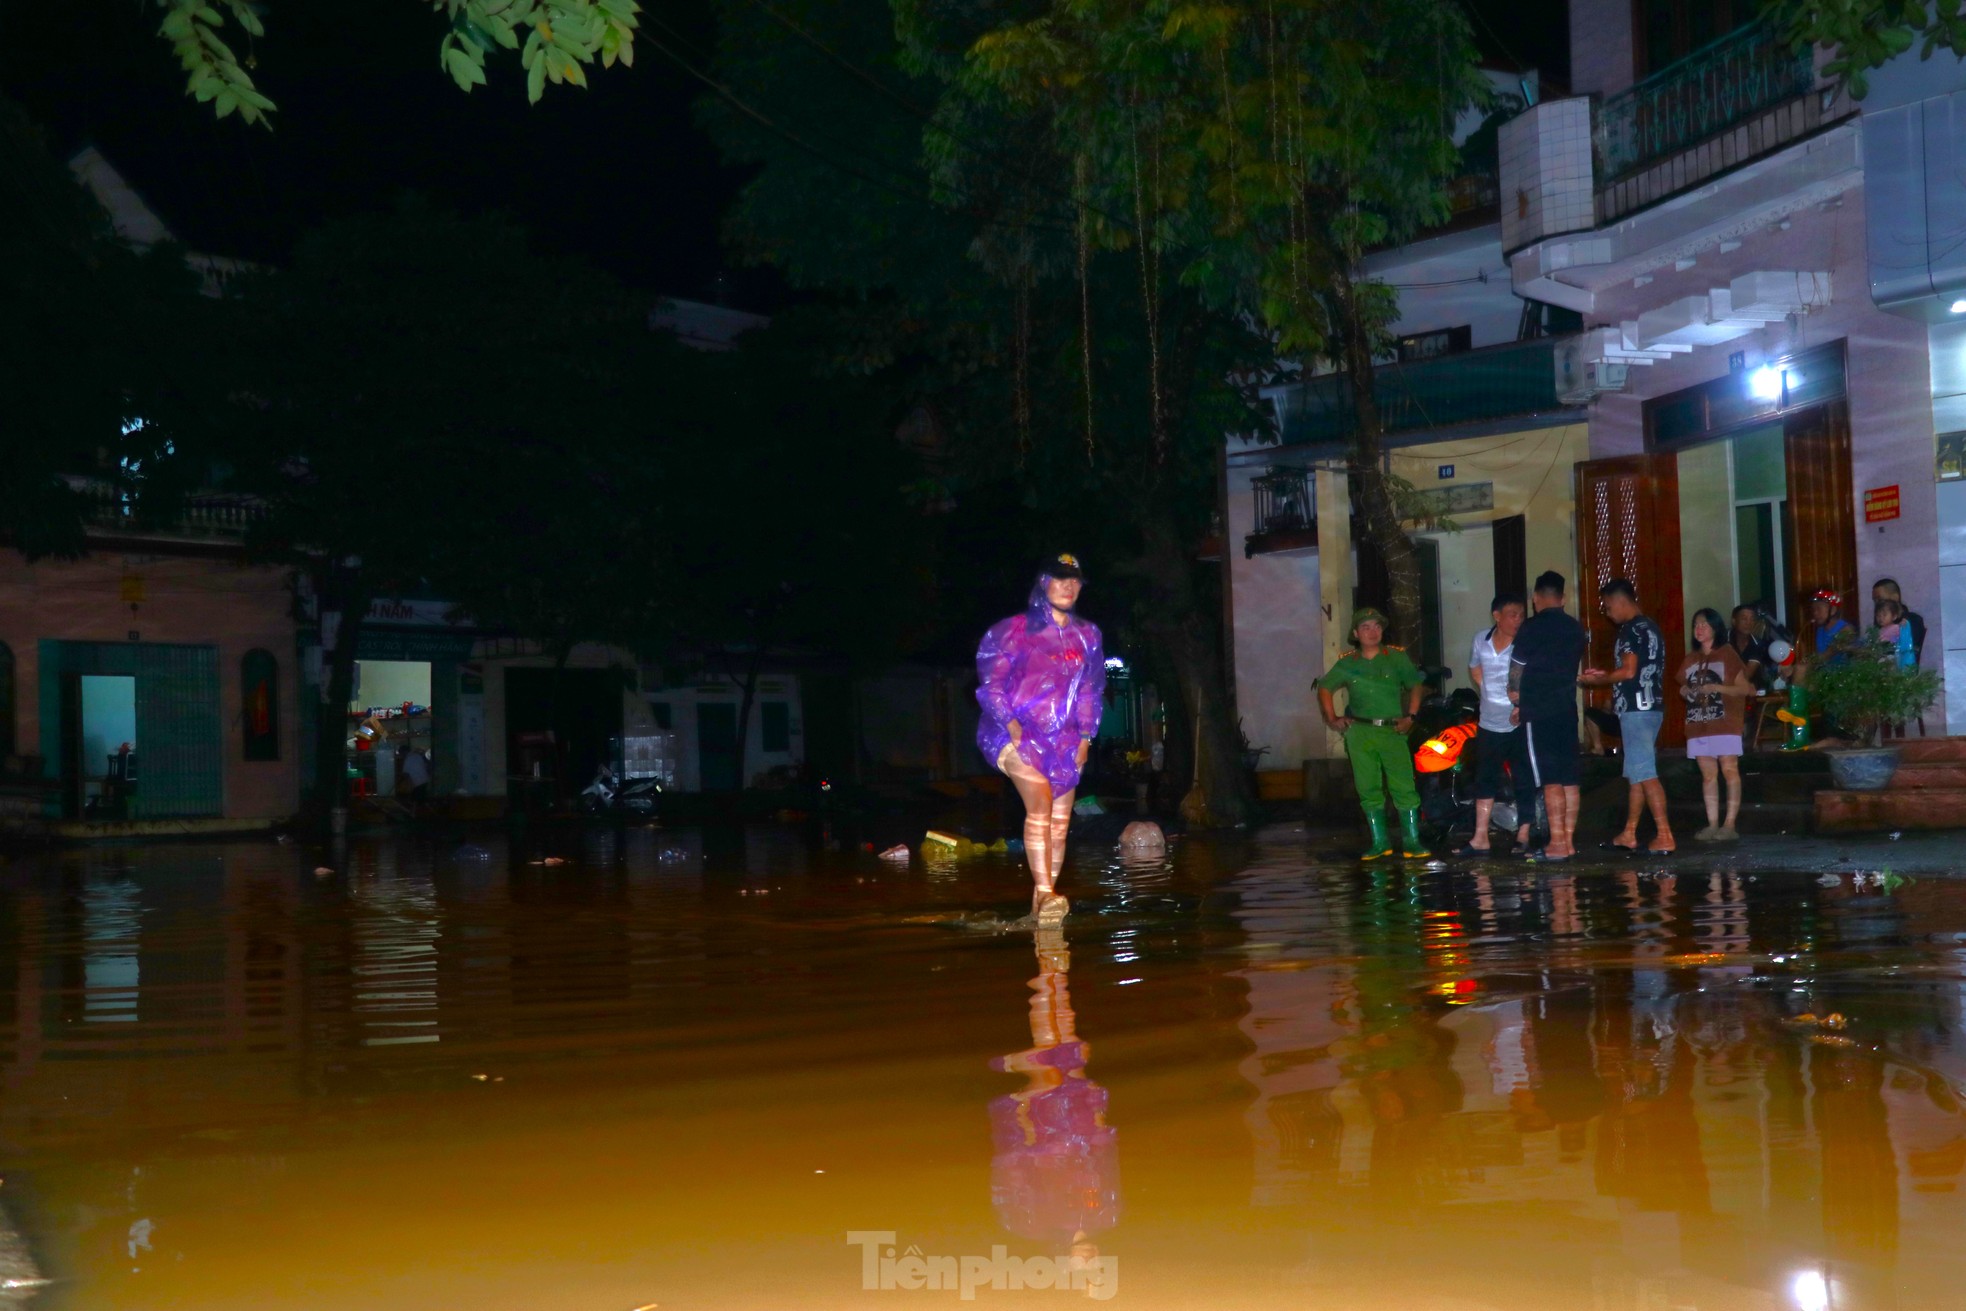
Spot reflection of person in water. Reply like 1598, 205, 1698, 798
989, 923, 1120, 1264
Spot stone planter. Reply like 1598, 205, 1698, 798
1826, 746, 1902, 791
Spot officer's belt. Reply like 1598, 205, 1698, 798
1355, 717, 1404, 727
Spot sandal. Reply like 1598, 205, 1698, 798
1597, 840, 1640, 852
1452, 844, 1494, 858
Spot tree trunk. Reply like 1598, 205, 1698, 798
1137, 518, 1256, 829
731, 643, 765, 792
1335, 280, 1425, 654
312, 565, 370, 837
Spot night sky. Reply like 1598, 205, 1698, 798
1, 1, 1565, 308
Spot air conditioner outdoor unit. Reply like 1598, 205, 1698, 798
1554, 338, 1631, 403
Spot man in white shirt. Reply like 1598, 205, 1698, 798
1462, 593, 1537, 855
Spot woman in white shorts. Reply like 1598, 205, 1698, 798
1677, 608, 1756, 841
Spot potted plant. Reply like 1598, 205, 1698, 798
1805, 642, 1940, 789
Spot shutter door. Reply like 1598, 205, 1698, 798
133, 644, 223, 818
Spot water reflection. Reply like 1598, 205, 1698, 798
0, 832, 1964, 1305
989, 923, 1120, 1261
1233, 846, 1966, 1306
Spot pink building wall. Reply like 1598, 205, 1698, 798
1568, 0, 1634, 96
1580, 197, 1942, 655
0, 548, 300, 819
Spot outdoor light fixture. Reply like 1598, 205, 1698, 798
1950, 298, 1966, 314
1748, 365, 1785, 402
1789, 1269, 1830, 1311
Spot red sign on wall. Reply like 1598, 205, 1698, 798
1864, 484, 1901, 523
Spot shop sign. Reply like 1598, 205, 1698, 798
1864, 485, 1901, 523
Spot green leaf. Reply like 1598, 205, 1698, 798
527, 54, 547, 103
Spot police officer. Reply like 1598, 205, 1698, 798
1318, 607, 1427, 859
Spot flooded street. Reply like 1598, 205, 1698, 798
2, 826, 1966, 1309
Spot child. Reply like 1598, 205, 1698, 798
1873, 599, 1916, 669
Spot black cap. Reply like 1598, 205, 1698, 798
1044, 552, 1085, 580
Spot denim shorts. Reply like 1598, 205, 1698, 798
1620, 711, 1664, 782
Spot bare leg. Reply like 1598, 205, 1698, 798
1002, 755, 1056, 915
1641, 779, 1674, 851
1612, 783, 1643, 848
1470, 798, 1494, 849
1048, 788, 1074, 883
1697, 757, 1719, 832
1542, 785, 1568, 858
1720, 757, 1742, 833
1556, 784, 1582, 858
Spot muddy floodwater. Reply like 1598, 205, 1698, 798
3, 825, 1966, 1309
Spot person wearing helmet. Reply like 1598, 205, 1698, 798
1317, 607, 1427, 860
977, 554, 1106, 923
1808, 589, 1853, 661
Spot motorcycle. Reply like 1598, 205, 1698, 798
1407, 667, 1546, 844
578, 763, 664, 817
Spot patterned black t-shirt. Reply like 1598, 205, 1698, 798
1613, 615, 1665, 714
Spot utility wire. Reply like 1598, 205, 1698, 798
637, 21, 1082, 239
732, 0, 1139, 235
640, 15, 1077, 240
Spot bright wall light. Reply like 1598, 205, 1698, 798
1748, 365, 1785, 402
1950, 298, 1966, 314
1790, 1269, 1829, 1311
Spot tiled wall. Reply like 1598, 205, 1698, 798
1499, 99, 1595, 253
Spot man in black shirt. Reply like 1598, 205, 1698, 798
1729, 604, 1773, 689
1509, 570, 1588, 861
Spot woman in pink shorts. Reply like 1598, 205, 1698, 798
976, 555, 1105, 921
1677, 608, 1756, 841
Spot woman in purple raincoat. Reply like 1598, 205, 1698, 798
977, 554, 1105, 921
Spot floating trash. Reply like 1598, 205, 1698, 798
878, 845, 910, 862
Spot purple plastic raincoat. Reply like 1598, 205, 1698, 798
976, 579, 1106, 792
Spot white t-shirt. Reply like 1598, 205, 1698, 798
1468, 627, 1518, 733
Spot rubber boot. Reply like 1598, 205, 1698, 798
1361, 810, 1394, 861
1399, 807, 1430, 858
1779, 686, 1811, 751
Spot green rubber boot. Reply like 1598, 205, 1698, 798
1399, 807, 1430, 858
1779, 685, 1811, 751
1361, 809, 1394, 861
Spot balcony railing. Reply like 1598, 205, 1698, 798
1595, 20, 1815, 183
70, 478, 266, 540
1279, 335, 1569, 448
1245, 467, 1317, 557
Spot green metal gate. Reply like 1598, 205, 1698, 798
38, 641, 224, 818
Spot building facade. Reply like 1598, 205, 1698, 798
1503, 0, 1965, 728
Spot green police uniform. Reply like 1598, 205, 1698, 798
1323, 646, 1422, 811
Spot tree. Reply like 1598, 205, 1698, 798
658, 319, 930, 789
151, 0, 641, 126
0, 96, 213, 558
1762, 0, 1966, 99
701, 0, 1274, 825
923, 0, 1488, 665
216, 200, 670, 822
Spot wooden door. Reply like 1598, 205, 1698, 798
1784, 401, 1859, 630
1576, 453, 1686, 746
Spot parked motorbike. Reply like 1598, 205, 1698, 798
1407, 667, 1546, 844
578, 764, 663, 817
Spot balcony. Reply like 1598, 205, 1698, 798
70, 478, 266, 543
1500, 21, 1847, 250
1595, 20, 1823, 221
1277, 335, 1570, 449
1244, 467, 1317, 558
